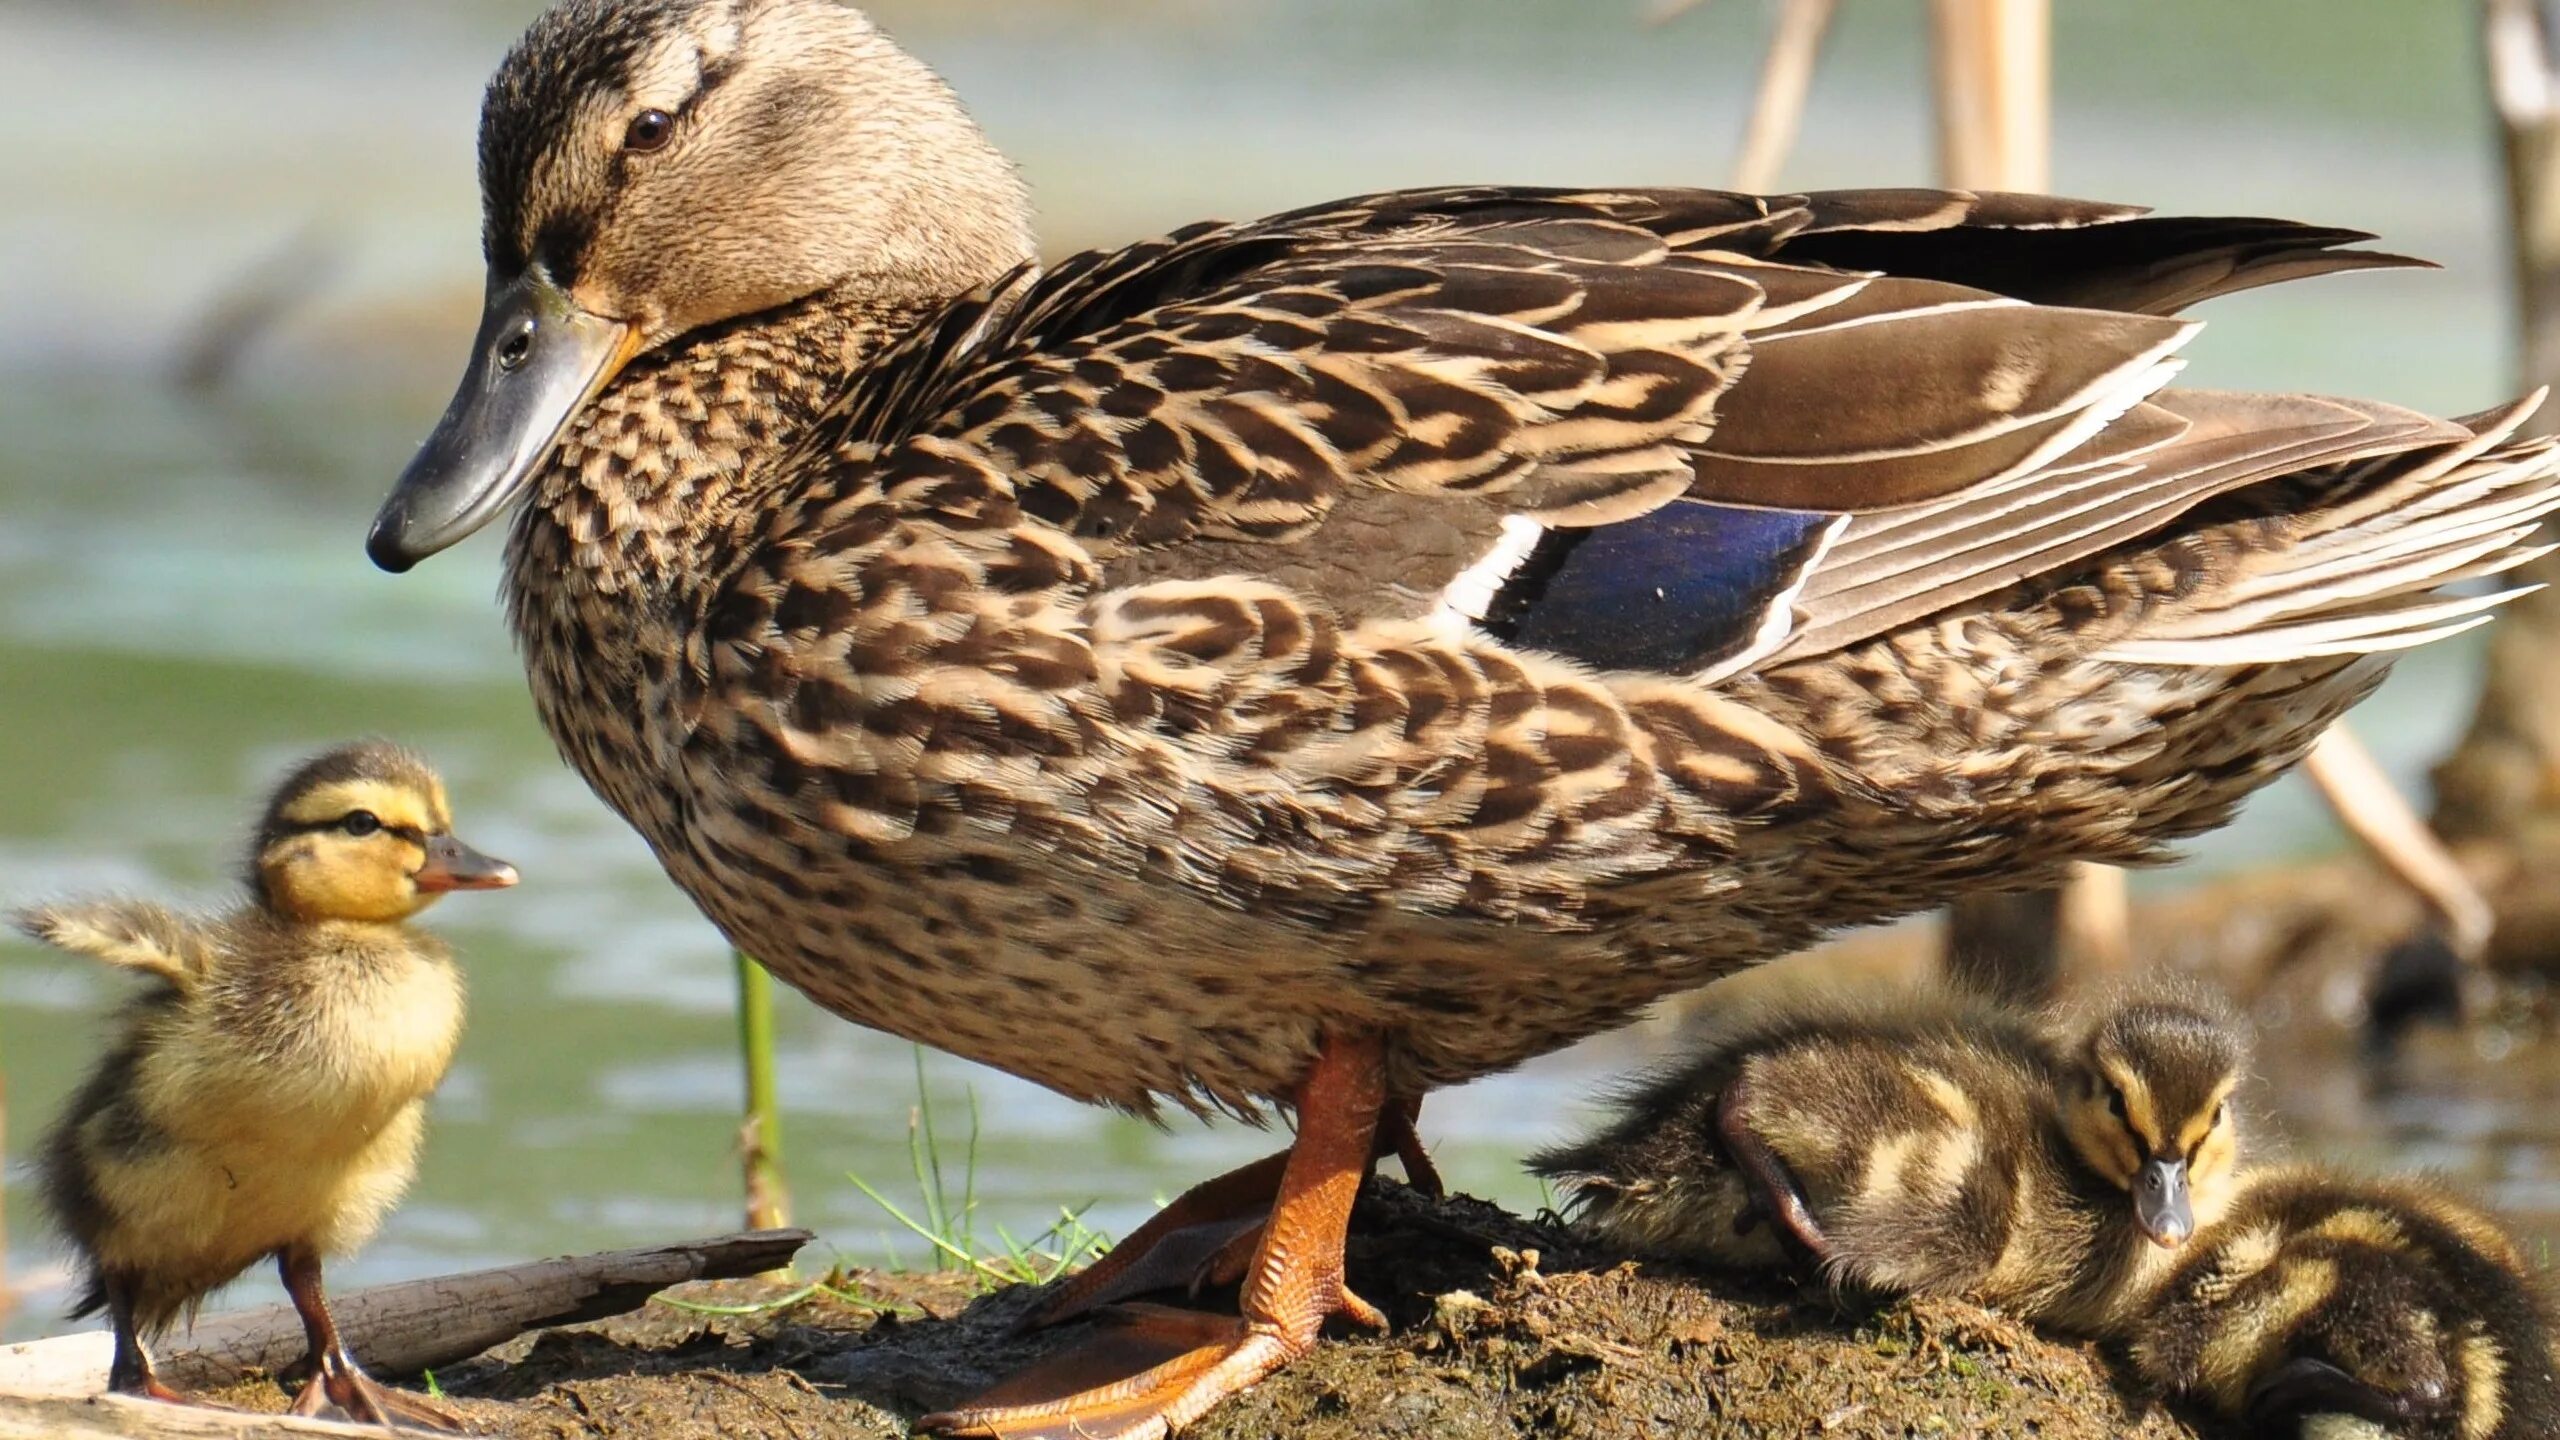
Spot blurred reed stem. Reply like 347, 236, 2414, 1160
736, 951, 791, 1236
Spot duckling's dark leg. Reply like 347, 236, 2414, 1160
1013, 1093, 1435, 1333
925, 1031, 1391, 1440
278, 1246, 468, 1434
1716, 1077, 1830, 1263
102, 1277, 190, 1405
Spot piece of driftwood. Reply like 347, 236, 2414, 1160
0, 1393, 387, 1439
0, 1229, 811, 1403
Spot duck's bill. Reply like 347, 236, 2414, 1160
367, 268, 637, 572
415, 834, 520, 893
2132, 1156, 2194, 1248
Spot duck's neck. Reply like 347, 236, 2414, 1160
501, 284, 950, 820
511, 289, 931, 601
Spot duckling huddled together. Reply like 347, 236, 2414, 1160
1536, 984, 2560, 1437
13, 742, 513, 1429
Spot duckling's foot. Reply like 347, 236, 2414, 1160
1012, 1093, 1431, 1333
1717, 1077, 1830, 1263
928, 1033, 1389, 1439
104, 1298, 225, 1409
279, 1244, 472, 1434
287, 1363, 470, 1434
110, 1376, 223, 1409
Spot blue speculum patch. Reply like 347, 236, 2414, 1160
1489, 502, 1840, 673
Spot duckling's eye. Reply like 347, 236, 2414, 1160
340, 811, 382, 838
2212, 1102, 2228, 1128
623, 109, 674, 153
2106, 1089, 2127, 1120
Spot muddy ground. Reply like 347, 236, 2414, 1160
124, 1182, 2205, 1440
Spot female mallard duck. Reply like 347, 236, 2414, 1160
367, 1, 2560, 1430
1530, 986, 2245, 1336
2131, 1168, 2560, 1439
13, 742, 514, 1430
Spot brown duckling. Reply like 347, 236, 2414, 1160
1531, 984, 2245, 1336
12, 742, 515, 1430
2131, 1166, 2560, 1440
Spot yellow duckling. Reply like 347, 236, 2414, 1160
13, 741, 515, 1430
2132, 1166, 2560, 1440
1531, 985, 2245, 1335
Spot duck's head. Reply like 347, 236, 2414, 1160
2056, 991, 2246, 1251
370, 0, 1034, 572
248, 743, 519, 925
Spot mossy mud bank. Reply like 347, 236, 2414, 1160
2, 1182, 2214, 1440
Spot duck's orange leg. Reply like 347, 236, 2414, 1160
1388, 1096, 1442, 1200
1014, 1089, 1435, 1331
922, 1032, 1389, 1440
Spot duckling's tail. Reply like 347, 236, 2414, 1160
2092, 391, 2560, 667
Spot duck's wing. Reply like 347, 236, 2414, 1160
10, 901, 214, 993
781, 186, 2432, 680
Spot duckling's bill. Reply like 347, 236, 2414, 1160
369, 266, 639, 572
414, 833, 518, 893
2134, 1155, 2193, 1248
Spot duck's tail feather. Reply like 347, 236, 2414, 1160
1749, 390, 2474, 674
2094, 394, 2560, 666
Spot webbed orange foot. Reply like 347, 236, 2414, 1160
1012, 1153, 1288, 1335
930, 1033, 1390, 1437
1015, 1090, 1432, 1334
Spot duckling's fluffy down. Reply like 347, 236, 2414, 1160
21, 903, 463, 1332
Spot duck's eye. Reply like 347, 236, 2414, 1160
2106, 1089, 2127, 1120
495, 319, 535, 373
2212, 1102, 2228, 1128
623, 109, 674, 153
340, 811, 382, 838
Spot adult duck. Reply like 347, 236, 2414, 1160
368, 1, 2560, 1432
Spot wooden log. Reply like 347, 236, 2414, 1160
0, 1393, 386, 1439
0, 1229, 811, 1402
